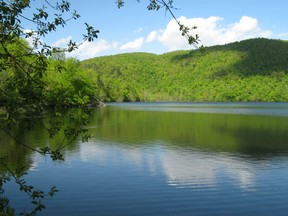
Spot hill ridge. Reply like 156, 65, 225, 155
81, 38, 288, 102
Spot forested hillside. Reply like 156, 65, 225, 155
3, 38, 286, 107
81, 38, 288, 102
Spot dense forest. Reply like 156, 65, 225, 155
1, 38, 288, 108
80, 38, 288, 102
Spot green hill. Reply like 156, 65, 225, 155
81, 38, 288, 102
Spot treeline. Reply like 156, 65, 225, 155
1, 38, 288, 108
0, 42, 98, 108
45, 56, 98, 106
81, 38, 288, 102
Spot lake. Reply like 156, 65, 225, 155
2, 102, 288, 215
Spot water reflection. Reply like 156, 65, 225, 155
66, 139, 262, 192
2, 103, 288, 215
71, 102, 288, 194
162, 149, 218, 188
164, 150, 258, 190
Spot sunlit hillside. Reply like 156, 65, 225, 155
81, 38, 288, 102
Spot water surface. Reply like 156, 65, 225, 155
2, 102, 288, 215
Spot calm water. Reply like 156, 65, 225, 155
2, 102, 288, 215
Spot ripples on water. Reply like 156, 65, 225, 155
3, 102, 288, 215
32, 141, 288, 216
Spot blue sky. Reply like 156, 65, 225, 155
26, 0, 288, 59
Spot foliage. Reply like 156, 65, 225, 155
0, 0, 286, 214
1, 0, 198, 214
0, 163, 58, 216
0, 0, 98, 154
81, 38, 288, 102
0, 0, 98, 214
45, 57, 98, 107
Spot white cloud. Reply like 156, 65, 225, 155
67, 39, 112, 60
146, 30, 159, 43
53, 36, 72, 47
231, 16, 258, 32
119, 37, 144, 50
111, 41, 120, 49
155, 16, 272, 50
53, 37, 145, 59
51, 16, 275, 59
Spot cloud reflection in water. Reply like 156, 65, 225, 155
73, 140, 257, 191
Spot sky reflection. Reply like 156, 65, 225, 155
66, 140, 259, 191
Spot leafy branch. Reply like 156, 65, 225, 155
0, 160, 58, 216
116, 0, 200, 48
